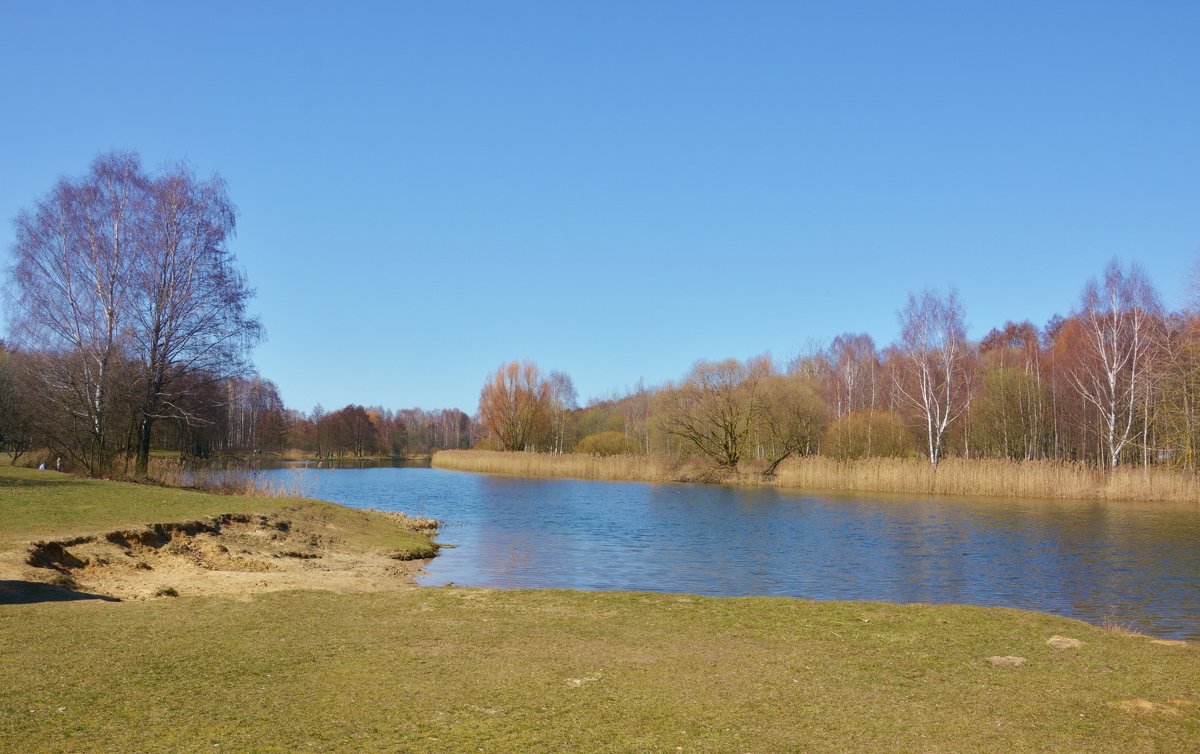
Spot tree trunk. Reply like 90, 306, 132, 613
136, 414, 154, 476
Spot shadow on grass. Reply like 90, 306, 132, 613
0, 580, 120, 605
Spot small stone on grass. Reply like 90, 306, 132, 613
987, 656, 1026, 667
1047, 636, 1083, 649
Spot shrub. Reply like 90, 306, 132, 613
575, 431, 637, 456
822, 411, 915, 460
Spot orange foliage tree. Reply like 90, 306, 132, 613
478, 361, 552, 451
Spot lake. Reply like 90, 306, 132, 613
259, 464, 1200, 640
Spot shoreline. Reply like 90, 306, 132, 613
0, 466, 440, 603
3, 466, 1197, 751
432, 449, 1200, 505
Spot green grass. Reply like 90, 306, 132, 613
0, 466, 1196, 752
0, 466, 432, 558
1, 590, 1196, 753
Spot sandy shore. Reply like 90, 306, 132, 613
3, 509, 438, 602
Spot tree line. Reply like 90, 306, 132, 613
477, 258, 1200, 474
3, 153, 1195, 476
2, 153, 259, 474
0, 341, 474, 467
0, 152, 471, 473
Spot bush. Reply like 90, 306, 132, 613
575, 431, 637, 457
822, 411, 915, 460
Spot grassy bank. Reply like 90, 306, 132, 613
3, 588, 1197, 752
2, 466, 1197, 752
0, 466, 295, 553
0, 466, 435, 567
432, 450, 1200, 504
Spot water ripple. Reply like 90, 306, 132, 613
262, 466, 1200, 640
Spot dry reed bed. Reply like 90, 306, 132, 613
144, 459, 302, 498
433, 450, 1200, 504
433, 449, 671, 482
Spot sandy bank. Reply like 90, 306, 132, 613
3, 508, 439, 602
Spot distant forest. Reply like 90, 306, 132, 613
472, 258, 1199, 474
2, 153, 1197, 475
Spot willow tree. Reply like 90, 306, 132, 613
1153, 314, 1200, 470
655, 356, 768, 469
478, 361, 552, 451
752, 373, 828, 475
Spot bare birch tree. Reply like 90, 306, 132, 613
547, 370, 577, 454
131, 164, 260, 473
894, 289, 973, 469
7, 154, 146, 474
7, 153, 259, 475
828, 333, 879, 418
1067, 260, 1161, 468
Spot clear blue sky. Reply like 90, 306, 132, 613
2, 2, 1197, 414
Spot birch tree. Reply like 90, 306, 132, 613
894, 289, 973, 469
547, 370, 577, 454
8, 153, 260, 475
1067, 260, 1161, 468
828, 333, 879, 418
8, 154, 145, 474
131, 164, 260, 473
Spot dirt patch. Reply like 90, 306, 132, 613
1046, 636, 1084, 649
566, 674, 601, 688
16, 512, 438, 601
986, 656, 1026, 667
1114, 699, 1188, 717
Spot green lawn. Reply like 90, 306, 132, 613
0, 467, 290, 550
0, 466, 430, 557
0, 467, 1196, 752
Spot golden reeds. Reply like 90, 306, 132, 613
144, 458, 302, 498
431, 449, 670, 482
432, 450, 1200, 504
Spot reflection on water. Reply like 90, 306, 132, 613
260, 466, 1200, 640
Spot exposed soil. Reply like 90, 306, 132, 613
1115, 698, 1195, 717
12, 511, 438, 601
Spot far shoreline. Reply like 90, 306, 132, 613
431, 449, 1200, 505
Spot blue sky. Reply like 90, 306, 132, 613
2, 2, 1197, 413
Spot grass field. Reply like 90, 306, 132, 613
3, 589, 1197, 752
0, 466, 430, 556
0, 466, 296, 552
0, 466, 1196, 752
433, 450, 1200, 504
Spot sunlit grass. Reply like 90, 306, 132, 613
1, 466, 1197, 751
1, 589, 1196, 753
0, 466, 426, 556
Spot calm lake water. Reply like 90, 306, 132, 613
259, 464, 1200, 640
